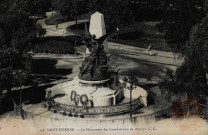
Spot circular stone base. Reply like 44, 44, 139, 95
54, 86, 124, 107
50, 77, 124, 107
79, 78, 110, 84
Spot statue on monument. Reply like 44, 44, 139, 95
79, 12, 110, 81
79, 34, 109, 81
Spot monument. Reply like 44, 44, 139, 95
44, 12, 147, 118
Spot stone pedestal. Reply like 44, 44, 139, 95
53, 77, 124, 107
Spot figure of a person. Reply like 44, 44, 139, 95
90, 35, 101, 66
116, 27, 119, 40
147, 44, 152, 55
56, 24, 58, 30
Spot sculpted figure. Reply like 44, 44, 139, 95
79, 34, 109, 81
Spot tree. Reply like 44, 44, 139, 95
56, 0, 88, 19
129, 0, 165, 21
91, 0, 134, 33
157, 0, 206, 52
176, 15, 208, 96
15, 0, 52, 16
0, 49, 32, 103
0, 2, 36, 51
0, 1, 35, 109
55, 0, 134, 33
0, 0, 10, 14
159, 15, 208, 102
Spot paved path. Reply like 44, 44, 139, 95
108, 42, 183, 67
32, 53, 83, 60
37, 11, 88, 37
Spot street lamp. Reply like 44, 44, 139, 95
130, 77, 138, 121
13, 70, 25, 119
123, 76, 138, 121
73, 0, 78, 56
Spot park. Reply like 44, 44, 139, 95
0, 0, 208, 135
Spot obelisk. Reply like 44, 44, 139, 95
89, 12, 109, 55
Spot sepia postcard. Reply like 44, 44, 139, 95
0, 0, 208, 135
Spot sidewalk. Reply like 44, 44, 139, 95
109, 42, 180, 59
36, 12, 88, 38
108, 42, 183, 67
33, 53, 83, 59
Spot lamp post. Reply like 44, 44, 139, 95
123, 76, 138, 121
14, 70, 26, 119
19, 71, 26, 119
128, 77, 134, 121
73, 0, 78, 56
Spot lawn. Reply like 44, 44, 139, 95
33, 37, 77, 54
109, 22, 172, 52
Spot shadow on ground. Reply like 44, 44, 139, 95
32, 59, 72, 75
111, 54, 170, 81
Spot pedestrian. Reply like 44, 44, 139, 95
147, 44, 152, 55
56, 24, 58, 30
116, 27, 119, 40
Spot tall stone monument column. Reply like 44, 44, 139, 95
89, 12, 109, 55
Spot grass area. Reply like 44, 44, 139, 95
34, 37, 76, 54
67, 22, 89, 31
32, 59, 72, 75
109, 22, 172, 52
66, 22, 89, 35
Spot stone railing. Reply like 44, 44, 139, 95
22, 105, 172, 125
51, 96, 143, 116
